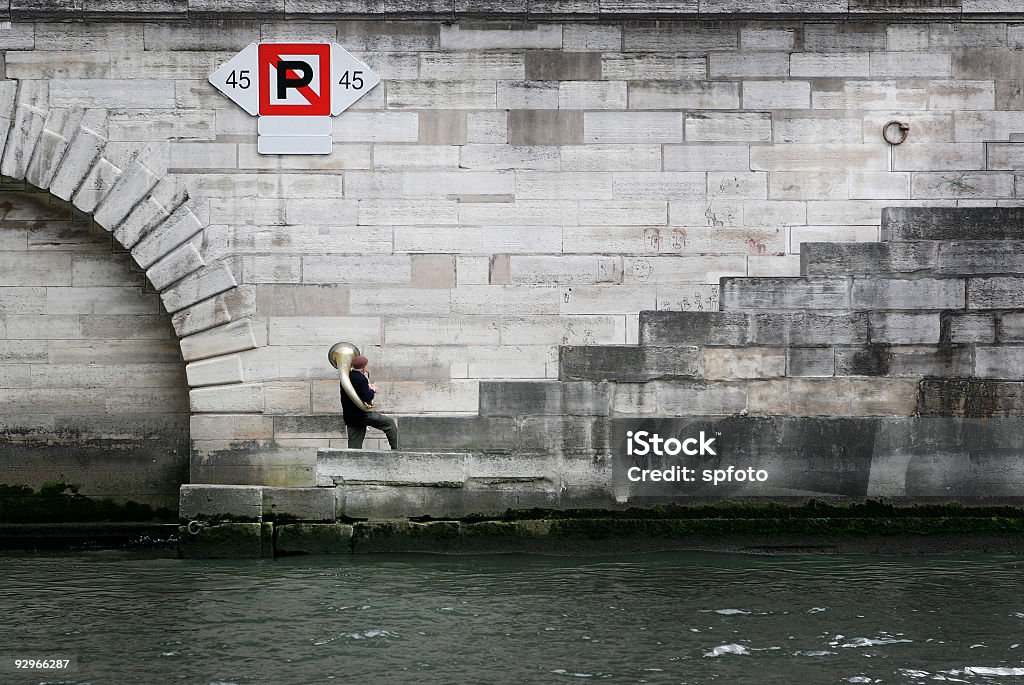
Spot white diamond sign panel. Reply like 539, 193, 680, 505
209, 42, 380, 155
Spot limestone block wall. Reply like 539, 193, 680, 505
0, 185, 188, 509
1, 9, 1024, 489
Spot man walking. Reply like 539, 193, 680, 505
340, 354, 399, 450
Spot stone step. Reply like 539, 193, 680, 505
802, 241, 1024, 277
640, 311, 871, 346
638, 310, 1006, 347
179, 484, 337, 522
559, 345, 701, 381
720, 276, 967, 311
882, 207, 1024, 241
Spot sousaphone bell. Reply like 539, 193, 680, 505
328, 341, 373, 411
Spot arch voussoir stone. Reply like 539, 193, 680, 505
48, 108, 108, 202
94, 141, 168, 230
1, 80, 49, 181
25, 107, 86, 190
0, 76, 265, 422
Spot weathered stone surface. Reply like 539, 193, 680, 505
720, 277, 850, 311
179, 484, 263, 521
918, 378, 1024, 417
178, 522, 268, 559
851, 278, 966, 310
640, 311, 751, 346
276, 523, 352, 554
801, 242, 937, 276
263, 488, 338, 522
883, 207, 1024, 241
559, 345, 701, 381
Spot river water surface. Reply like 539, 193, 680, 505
1, 551, 1022, 684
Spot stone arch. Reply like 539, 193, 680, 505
0, 78, 264, 439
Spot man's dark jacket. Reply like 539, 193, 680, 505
340, 370, 375, 426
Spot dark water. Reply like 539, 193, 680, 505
1, 551, 1023, 684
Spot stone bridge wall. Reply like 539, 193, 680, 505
0, 6, 1023, 495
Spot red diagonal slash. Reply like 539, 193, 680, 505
257, 43, 330, 116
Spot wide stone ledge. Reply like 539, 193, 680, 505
4, 2, 1022, 20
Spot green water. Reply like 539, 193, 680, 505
1, 552, 1023, 684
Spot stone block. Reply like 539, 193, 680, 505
852, 277, 965, 311
708, 52, 789, 77
848, 171, 911, 200
559, 285, 656, 314
894, 143, 985, 172
751, 312, 869, 346
160, 262, 237, 314
998, 312, 1024, 342
742, 80, 810, 109
563, 24, 620, 51
812, 80, 928, 110
583, 111, 681, 144
768, 171, 846, 200
603, 54, 705, 80
752, 143, 888, 171
318, 448, 468, 486
774, 114, 863, 143
276, 523, 352, 554
703, 346, 785, 380
869, 311, 941, 345
974, 346, 1024, 379
663, 145, 748, 171
172, 285, 256, 338
497, 80, 559, 109
622, 24, 733, 51
720, 277, 850, 311
478, 380, 562, 416
917, 378, 1024, 417
508, 110, 582, 145
685, 112, 771, 142
560, 345, 701, 381
180, 483, 263, 522
559, 81, 627, 109
639, 311, 751, 346
50, 79, 175, 109
968, 277, 1024, 310
870, 52, 951, 78
613, 380, 747, 417
180, 320, 259, 362
801, 242, 937, 276
803, 22, 886, 51
186, 355, 245, 388
946, 313, 995, 344
190, 382, 264, 413
386, 80, 496, 109
263, 488, 337, 522
928, 79, 995, 110
791, 52, 870, 77
953, 110, 1024, 142
525, 51, 600, 80
882, 207, 1024, 241
935, 241, 1024, 275
787, 347, 835, 377
373, 145, 460, 170
440, 23, 561, 49
178, 522, 267, 559
561, 144, 661, 171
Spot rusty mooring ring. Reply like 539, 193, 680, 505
882, 120, 910, 145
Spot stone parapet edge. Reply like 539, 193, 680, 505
2, 3, 1023, 22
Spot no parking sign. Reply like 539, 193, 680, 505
209, 42, 380, 155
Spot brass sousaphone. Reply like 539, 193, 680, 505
328, 341, 373, 411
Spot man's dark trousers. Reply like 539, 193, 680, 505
347, 412, 399, 449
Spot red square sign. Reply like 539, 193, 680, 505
258, 43, 331, 116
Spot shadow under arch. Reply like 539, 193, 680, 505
0, 79, 263, 510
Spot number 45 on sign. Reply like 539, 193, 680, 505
209, 42, 381, 155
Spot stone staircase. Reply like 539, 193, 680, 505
185, 207, 1024, 530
